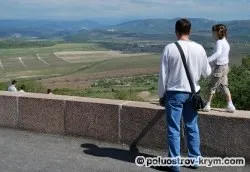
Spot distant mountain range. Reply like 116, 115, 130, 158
0, 20, 104, 38
109, 18, 215, 34
0, 18, 249, 39
0, 20, 103, 30
108, 18, 250, 35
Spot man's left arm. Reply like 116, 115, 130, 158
158, 47, 169, 106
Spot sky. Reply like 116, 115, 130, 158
0, 0, 250, 23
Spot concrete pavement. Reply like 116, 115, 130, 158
0, 128, 249, 172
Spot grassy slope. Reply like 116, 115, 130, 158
75, 54, 160, 74
53, 75, 159, 101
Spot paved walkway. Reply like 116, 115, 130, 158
0, 128, 248, 172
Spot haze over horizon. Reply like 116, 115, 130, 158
0, 0, 249, 24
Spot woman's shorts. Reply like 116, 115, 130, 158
209, 64, 230, 95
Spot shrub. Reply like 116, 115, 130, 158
201, 56, 250, 110
228, 57, 250, 110
114, 89, 144, 101
16, 80, 46, 93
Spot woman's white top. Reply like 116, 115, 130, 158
208, 38, 230, 65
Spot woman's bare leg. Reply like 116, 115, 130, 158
225, 92, 232, 102
207, 94, 214, 104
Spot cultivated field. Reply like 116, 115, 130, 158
54, 51, 153, 63
0, 43, 160, 89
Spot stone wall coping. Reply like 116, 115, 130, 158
0, 91, 249, 118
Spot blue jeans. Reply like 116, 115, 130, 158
165, 91, 201, 172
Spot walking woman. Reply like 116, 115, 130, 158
203, 24, 236, 113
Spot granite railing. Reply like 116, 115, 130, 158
0, 91, 249, 161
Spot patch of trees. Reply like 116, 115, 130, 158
98, 42, 165, 53
0, 39, 59, 49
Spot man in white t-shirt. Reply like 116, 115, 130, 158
158, 19, 211, 172
8, 80, 18, 92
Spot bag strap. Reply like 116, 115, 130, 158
175, 42, 196, 94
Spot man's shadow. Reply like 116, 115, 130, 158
80, 111, 173, 171
81, 143, 151, 163
81, 143, 172, 171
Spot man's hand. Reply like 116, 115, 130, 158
159, 97, 165, 107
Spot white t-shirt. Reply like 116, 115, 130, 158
158, 40, 211, 98
8, 85, 17, 92
208, 38, 230, 65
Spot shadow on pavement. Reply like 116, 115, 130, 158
81, 143, 173, 171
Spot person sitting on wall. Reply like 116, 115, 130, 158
19, 85, 25, 93
47, 89, 54, 95
8, 80, 18, 92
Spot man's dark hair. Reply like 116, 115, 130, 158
20, 85, 25, 90
175, 19, 191, 35
12, 80, 17, 85
47, 89, 52, 94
